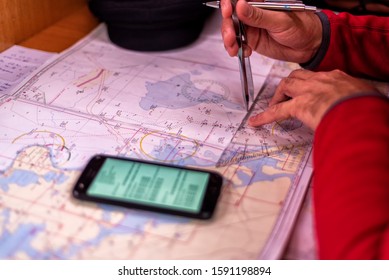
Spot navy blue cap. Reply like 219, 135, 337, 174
89, 0, 213, 51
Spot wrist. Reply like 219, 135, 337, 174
310, 13, 323, 59
300, 11, 330, 69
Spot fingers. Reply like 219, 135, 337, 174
221, 17, 239, 57
269, 69, 314, 106
247, 69, 376, 131
235, 0, 289, 32
220, 0, 234, 53
221, 0, 288, 57
288, 69, 316, 80
269, 78, 297, 106
249, 97, 318, 130
248, 101, 294, 127
220, 0, 233, 18
249, 69, 318, 130
221, 0, 286, 57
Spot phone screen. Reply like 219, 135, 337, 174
86, 158, 210, 214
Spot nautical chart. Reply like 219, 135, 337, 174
0, 15, 313, 259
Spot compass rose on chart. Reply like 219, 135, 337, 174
12, 130, 71, 165
181, 79, 230, 103
139, 131, 199, 163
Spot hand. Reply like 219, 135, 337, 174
248, 69, 380, 130
220, 0, 323, 63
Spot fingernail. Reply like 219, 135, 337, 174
248, 116, 256, 125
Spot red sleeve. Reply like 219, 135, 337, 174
313, 95, 389, 259
316, 11, 389, 81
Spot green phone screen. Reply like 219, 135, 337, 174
87, 158, 210, 213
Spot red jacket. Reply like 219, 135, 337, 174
309, 11, 389, 259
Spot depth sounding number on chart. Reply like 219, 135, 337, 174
117, 265, 272, 277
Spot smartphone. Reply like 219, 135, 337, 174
72, 155, 223, 219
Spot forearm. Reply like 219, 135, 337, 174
313, 95, 389, 259
303, 10, 389, 81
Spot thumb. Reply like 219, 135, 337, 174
236, 0, 290, 32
